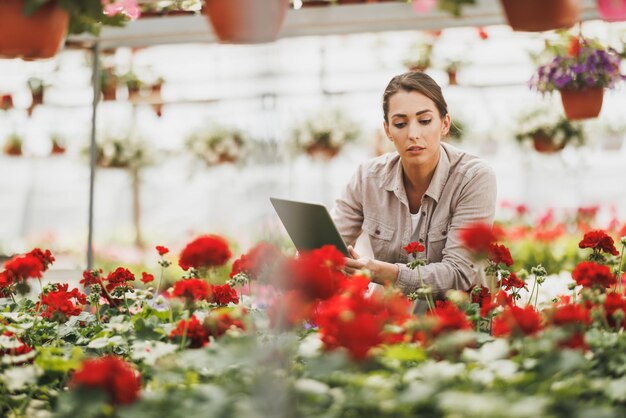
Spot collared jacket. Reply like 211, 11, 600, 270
331, 142, 497, 301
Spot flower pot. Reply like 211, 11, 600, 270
305, 144, 340, 160
532, 133, 566, 153
560, 88, 604, 120
598, 0, 626, 21
499, 0, 581, 32
204, 0, 290, 44
447, 70, 458, 86
0, 0, 69, 59
0, 95, 14, 111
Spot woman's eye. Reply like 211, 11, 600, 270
419, 119, 432, 125
394, 123, 406, 128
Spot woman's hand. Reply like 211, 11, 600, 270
343, 246, 400, 286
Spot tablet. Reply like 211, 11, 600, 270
270, 197, 351, 257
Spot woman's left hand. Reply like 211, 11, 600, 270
343, 246, 399, 286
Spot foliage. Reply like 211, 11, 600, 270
514, 107, 585, 148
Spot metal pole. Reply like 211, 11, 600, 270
87, 41, 101, 270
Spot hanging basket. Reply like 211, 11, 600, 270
598, 0, 626, 22
560, 88, 604, 120
204, 0, 290, 44
0, 0, 69, 59
532, 133, 566, 154
499, 0, 581, 32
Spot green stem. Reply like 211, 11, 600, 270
616, 243, 625, 294
123, 292, 131, 315
152, 265, 164, 307
95, 299, 101, 324
527, 276, 537, 307
533, 278, 542, 309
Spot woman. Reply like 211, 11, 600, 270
332, 71, 497, 308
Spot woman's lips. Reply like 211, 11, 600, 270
407, 146, 425, 154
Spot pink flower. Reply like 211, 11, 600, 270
102, 0, 141, 20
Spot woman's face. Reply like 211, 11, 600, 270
383, 90, 450, 168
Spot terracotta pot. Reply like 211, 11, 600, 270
447, 70, 457, 86
499, 0, 581, 32
204, 0, 290, 44
0, 0, 69, 59
560, 88, 604, 120
305, 144, 340, 160
532, 133, 566, 154
3, 144, 22, 156
598, 0, 626, 22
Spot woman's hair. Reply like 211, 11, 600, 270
382, 72, 448, 122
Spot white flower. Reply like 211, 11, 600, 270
294, 378, 330, 396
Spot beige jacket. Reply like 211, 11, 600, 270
331, 142, 497, 300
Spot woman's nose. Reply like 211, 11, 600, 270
408, 120, 420, 140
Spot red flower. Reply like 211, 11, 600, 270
169, 315, 208, 348
477, 26, 488, 40
208, 283, 239, 305
552, 303, 591, 327
0, 271, 13, 296
488, 243, 513, 267
470, 285, 491, 305
604, 292, 626, 327
568, 36, 581, 57
578, 230, 620, 256
280, 245, 347, 301
27, 248, 55, 271
427, 301, 472, 337
80, 269, 103, 287
268, 290, 315, 330
492, 305, 542, 338
229, 242, 282, 280
140, 272, 154, 284
104, 267, 135, 292
500, 272, 527, 291
171, 278, 210, 302
3, 254, 44, 281
480, 289, 513, 317
0, 331, 33, 360
155, 245, 169, 256
559, 332, 587, 350
403, 241, 425, 256
572, 261, 616, 289
70, 356, 141, 405
459, 223, 502, 255
204, 308, 246, 339
37, 284, 87, 322
179, 235, 231, 271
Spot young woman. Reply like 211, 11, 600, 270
332, 71, 497, 309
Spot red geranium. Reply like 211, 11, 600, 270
0, 331, 33, 360
604, 292, 626, 327
280, 245, 347, 301
204, 308, 246, 339
155, 245, 169, 256
578, 230, 620, 256
140, 272, 154, 284
208, 283, 239, 305
27, 248, 55, 271
37, 284, 87, 322
171, 278, 210, 302
169, 315, 208, 348
179, 235, 231, 271
229, 241, 282, 281
268, 290, 315, 330
403, 241, 425, 256
470, 285, 491, 306
501, 272, 527, 291
572, 261, 616, 289
552, 303, 591, 327
459, 223, 502, 255
427, 300, 472, 338
104, 267, 135, 293
3, 254, 44, 281
70, 356, 141, 405
492, 305, 542, 338
80, 269, 103, 287
488, 243, 513, 267
480, 289, 513, 317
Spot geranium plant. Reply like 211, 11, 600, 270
515, 107, 585, 153
185, 124, 247, 167
529, 34, 625, 119
93, 134, 152, 169
289, 108, 360, 159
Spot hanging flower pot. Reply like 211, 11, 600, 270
560, 88, 604, 120
531, 133, 566, 153
0, 0, 69, 59
204, 0, 290, 44
499, 0, 581, 32
598, 0, 626, 21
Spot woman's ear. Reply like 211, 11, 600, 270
442, 114, 451, 137
383, 121, 392, 141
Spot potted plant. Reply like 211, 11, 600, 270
598, 120, 626, 151
100, 66, 118, 101
436, 0, 477, 17
50, 134, 66, 155
122, 71, 144, 101
204, 0, 290, 44
514, 108, 585, 153
185, 124, 248, 167
0, 0, 136, 59
151, 77, 165, 117
402, 40, 434, 72
93, 134, 152, 169
289, 109, 360, 159
443, 59, 465, 86
0, 94, 13, 112
499, 0, 581, 32
529, 35, 625, 120
3, 133, 24, 156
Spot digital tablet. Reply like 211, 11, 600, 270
270, 197, 351, 257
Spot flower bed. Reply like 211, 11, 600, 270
1, 226, 626, 417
